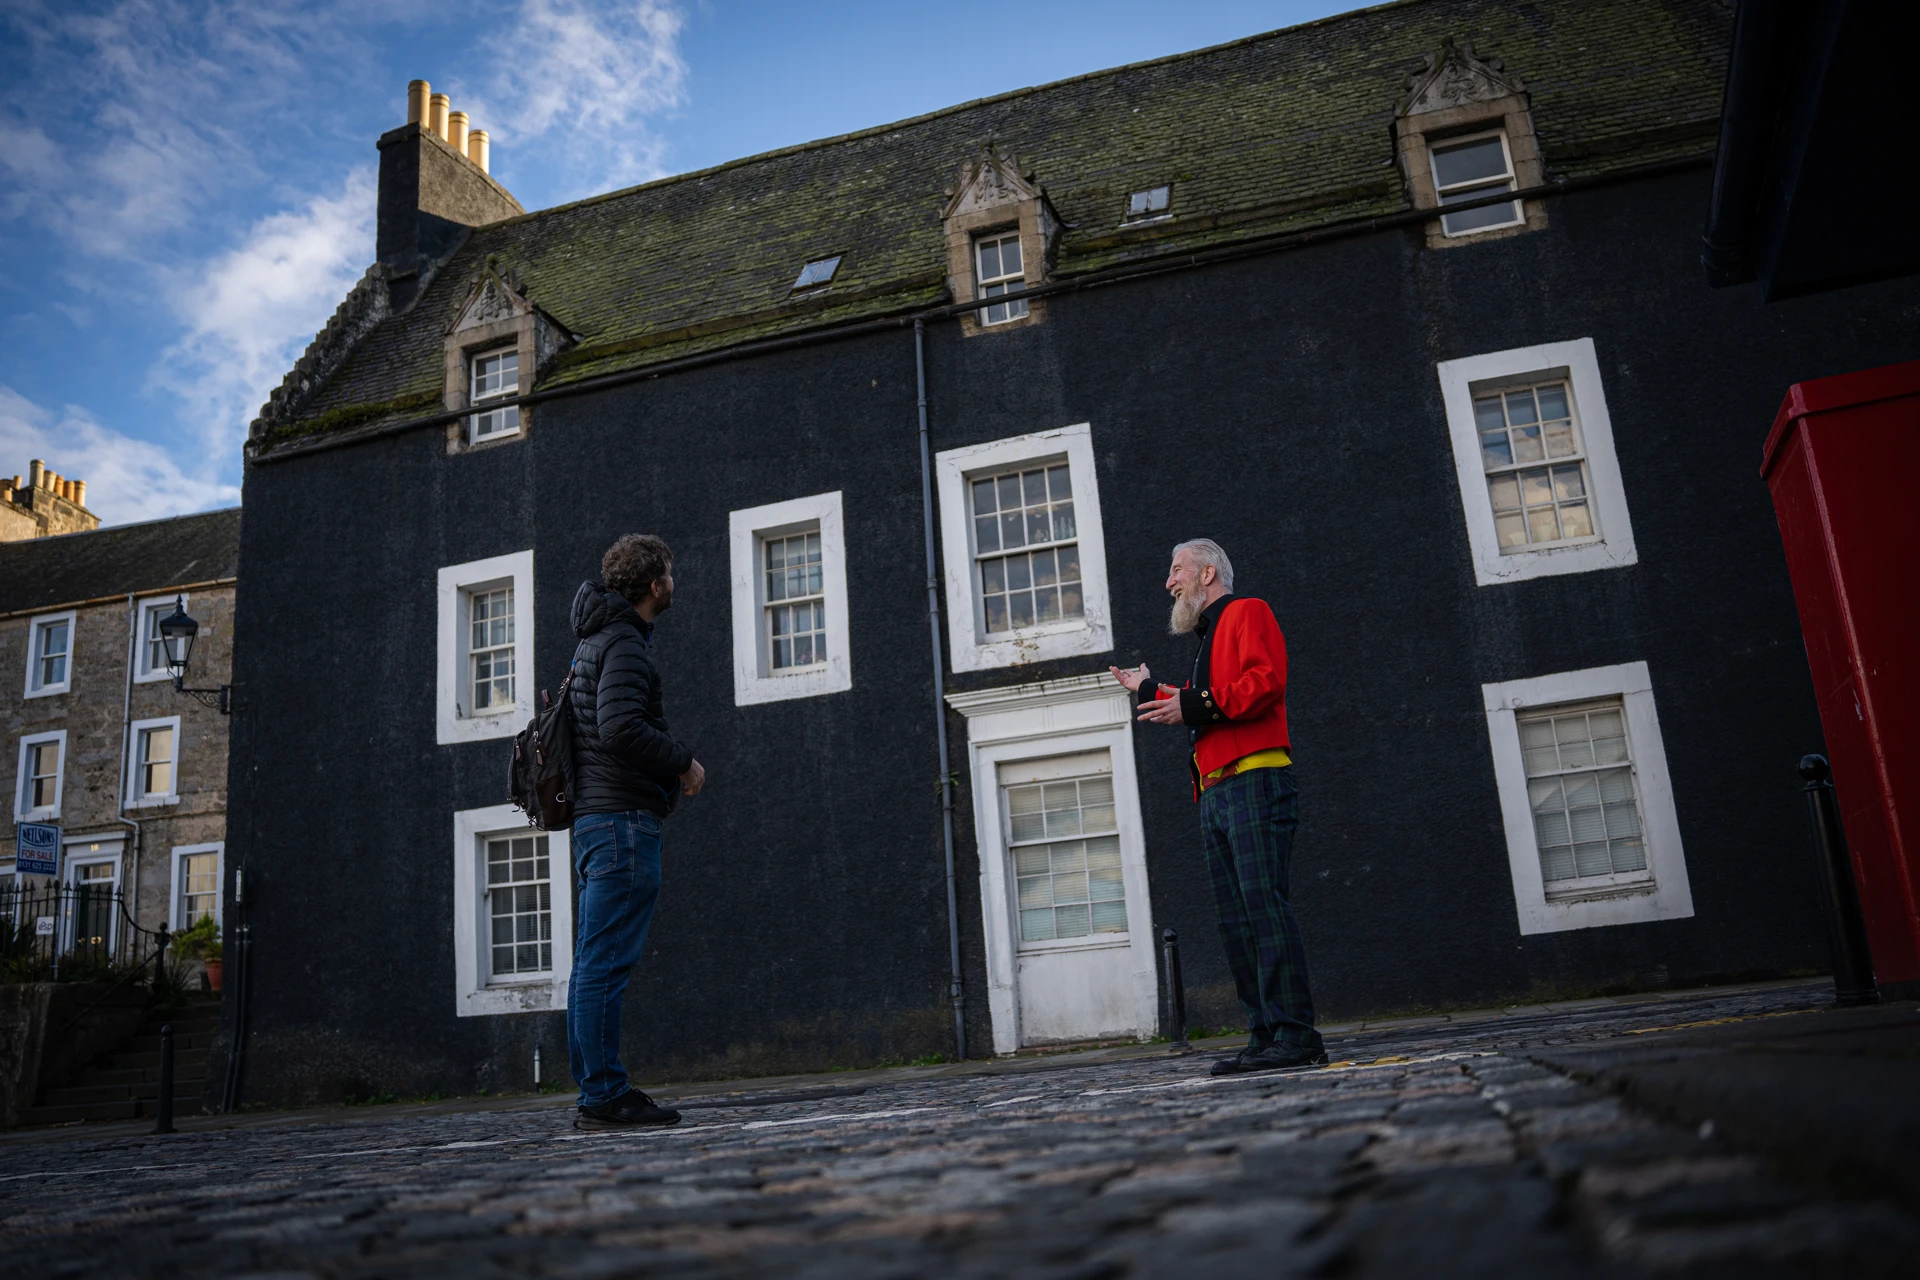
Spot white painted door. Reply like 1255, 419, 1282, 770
998, 751, 1140, 1045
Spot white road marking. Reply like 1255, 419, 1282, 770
740, 1106, 945, 1130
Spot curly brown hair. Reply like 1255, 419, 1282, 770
601, 534, 673, 603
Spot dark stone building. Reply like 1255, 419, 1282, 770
226, 0, 1920, 1103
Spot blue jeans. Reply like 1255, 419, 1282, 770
567, 810, 662, 1108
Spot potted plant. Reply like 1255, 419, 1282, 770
172, 917, 223, 993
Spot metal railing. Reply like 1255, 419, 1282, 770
1, 880, 168, 983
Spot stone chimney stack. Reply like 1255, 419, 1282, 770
1, 458, 102, 542
376, 79, 523, 310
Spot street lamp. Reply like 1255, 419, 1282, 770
158, 596, 233, 714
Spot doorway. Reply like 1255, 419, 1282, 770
948, 675, 1161, 1054
62, 840, 124, 962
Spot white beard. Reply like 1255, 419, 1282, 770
1169, 589, 1205, 635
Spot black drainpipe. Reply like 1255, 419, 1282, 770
915, 318, 966, 1061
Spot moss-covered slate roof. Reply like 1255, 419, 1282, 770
0, 509, 241, 616
284, 0, 1729, 440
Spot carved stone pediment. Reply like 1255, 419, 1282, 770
1401, 39, 1525, 116
450, 269, 530, 334
942, 147, 1044, 221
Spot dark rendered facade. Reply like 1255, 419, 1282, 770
219, 0, 1920, 1103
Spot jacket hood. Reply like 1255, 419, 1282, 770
571, 580, 638, 639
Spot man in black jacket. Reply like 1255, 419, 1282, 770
565, 534, 704, 1129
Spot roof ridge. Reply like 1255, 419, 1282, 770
0, 506, 242, 546
479, 0, 1426, 231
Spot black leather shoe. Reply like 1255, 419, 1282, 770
574, 1089, 682, 1129
1210, 1043, 1328, 1076
1209, 1038, 1273, 1077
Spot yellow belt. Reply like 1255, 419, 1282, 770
1199, 747, 1292, 790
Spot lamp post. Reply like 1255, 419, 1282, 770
158, 596, 233, 715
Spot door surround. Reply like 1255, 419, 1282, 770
947, 673, 1158, 1054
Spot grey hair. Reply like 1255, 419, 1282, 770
1172, 539, 1234, 591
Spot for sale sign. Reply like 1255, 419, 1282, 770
16, 822, 60, 877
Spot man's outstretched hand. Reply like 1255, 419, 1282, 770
1137, 694, 1186, 725
680, 759, 706, 796
1112, 663, 1185, 724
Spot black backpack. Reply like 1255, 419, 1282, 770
509, 672, 575, 830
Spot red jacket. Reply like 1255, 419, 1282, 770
1142, 596, 1290, 798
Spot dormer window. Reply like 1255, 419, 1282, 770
469, 349, 520, 442
1395, 40, 1546, 250
1430, 131, 1521, 237
442, 271, 567, 454
974, 233, 1028, 326
1126, 185, 1170, 219
792, 256, 842, 291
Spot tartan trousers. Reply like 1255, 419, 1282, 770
1199, 765, 1322, 1051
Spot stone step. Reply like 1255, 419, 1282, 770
19, 1095, 206, 1127
101, 1047, 215, 1072
66, 1065, 148, 1087
42, 1076, 207, 1108
125, 1028, 221, 1054
18, 1099, 140, 1126
142, 1005, 222, 1026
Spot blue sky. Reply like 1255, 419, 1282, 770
0, 1, 1357, 526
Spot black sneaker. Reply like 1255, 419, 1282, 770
574, 1089, 682, 1129
1209, 1043, 1328, 1076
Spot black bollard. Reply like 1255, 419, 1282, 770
1162, 928, 1190, 1051
154, 1024, 176, 1135
1800, 755, 1880, 1006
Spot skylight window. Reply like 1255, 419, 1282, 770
792, 256, 842, 290
1126, 186, 1170, 219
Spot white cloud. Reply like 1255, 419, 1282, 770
461, 0, 690, 200
0, 0, 692, 524
0, 385, 238, 526
154, 166, 377, 462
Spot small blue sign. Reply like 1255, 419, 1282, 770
16, 823, 60, 877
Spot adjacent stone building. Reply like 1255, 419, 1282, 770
2, 461, 99, 543
1, 495, 240, 951
226, 0, 1920, 1104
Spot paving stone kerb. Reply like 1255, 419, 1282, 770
3, 982, 1915, 1278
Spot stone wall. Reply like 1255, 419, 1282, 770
2, 586, 234, 939
0, 982, 147, 1127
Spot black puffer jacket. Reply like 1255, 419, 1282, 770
568, 581, 693, 817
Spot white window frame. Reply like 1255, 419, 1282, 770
935, 423, 1113, 673
14, 729, 67, 821
974, 230, 1028, 325
728, 491, 853, 706
467, 346, 522, 444
1125, 185, 1171, 221
1429, 128, 1523, 237
436, 550, 534, 744
946, 674, 1159, 1054
1437, 338, 1638, 586
126, 715, 182, 808
23, 610, 76, 698
1482, 661, 1693, 935
134, 595, 181, 684
452, 804, 573, 1017
168, 842, 224, 930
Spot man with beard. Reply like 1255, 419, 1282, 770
566, 533, 706, 1127
1110, 539, 1327, 1075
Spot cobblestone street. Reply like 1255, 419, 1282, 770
4, 981, 1916, 1278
